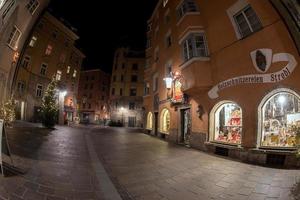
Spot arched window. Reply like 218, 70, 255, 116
258, 89, 300, 148
210, 101, 242, 145
160, 109, 170, 133
146, 112, 153, 130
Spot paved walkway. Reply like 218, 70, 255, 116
89, 127, 300, 200
0, 123, 102, 200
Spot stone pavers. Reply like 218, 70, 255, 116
0, 122, 102, 200
89, 127, 300, 200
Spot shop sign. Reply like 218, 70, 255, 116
208, 49, 298, 99
172, 79, 184, 104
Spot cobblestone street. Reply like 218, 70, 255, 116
0, 123, 299, 200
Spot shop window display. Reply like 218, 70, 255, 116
214, 103, 242, 144
161, 109, 170, 133
261, 92, 300, 148
147, 112, 153, 130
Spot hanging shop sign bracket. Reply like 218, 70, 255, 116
208, 49, 298, 99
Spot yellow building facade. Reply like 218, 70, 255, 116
144, 0, 300, 167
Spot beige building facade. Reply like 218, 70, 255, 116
144, 0, 300, 167
110, 48, 145, 127
77, 69, 110, 124
14, 12, 84, 122
0, 0, 50, 103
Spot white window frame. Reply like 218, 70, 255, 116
40, 63, 47, 75
7, 26, 22, 50
67, 66, 71, 74
29, 36, 37, 47
73, 69, 77, 78
26, 0, 40, 15
22, 55, 31, 69
227, 0, 262, 39
36, 84, 43, 97
56, 70, 62, 81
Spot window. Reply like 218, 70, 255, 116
130, 88, 137, 96
73, 70, 77, 78
120, 88, 123, 96
22, 56, 30, 69
112, 88, 115, 95
45, 44, 53, 55
160, 109, 170, 133
115, 101, 119, 109
7, 26, 21, 50
129, 102, 135, 110
121, 75, 124, 82
163, 0, 169, 7
210, 102, 242, 145
147, 112, 153, 130
36, 84, 43, 97
147, 23, 152, 32
165, 61, 172, 76
132, 63, 138, 70
26, 0, 39, 14
165, 13, 171, 24
144, 82, 150, 95
67, 66, 71, 74
56, 70, 62, 81
177, 0, 198, 19
40, 63, 47, 75
259, 89, 300, 148
165, 33, 172, 48
113, 76, 116, 82
131, 75, 138, 82
233, 5, 262, 38
182, 33, 208, 62
29, 36, 37, 47
153, 74, 159, 92
17, 82, 25, 94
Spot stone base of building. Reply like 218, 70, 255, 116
144, 130, 300, 168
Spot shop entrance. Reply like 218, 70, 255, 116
154, 112, 158, 136
180, 108, 191, 145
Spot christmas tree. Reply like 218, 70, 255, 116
41, 77, 58, 128
0, 96, 16, 127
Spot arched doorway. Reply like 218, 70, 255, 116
160, 108, 170, 134
146, 112, 153, 130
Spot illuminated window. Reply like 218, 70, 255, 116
67, 66, 71, 74
45, 44, 53, 55
259, 89, 300, 148
72, 69, 77, 78
29, 36, 37, 47
56, 70, 62, 81
147, 112, 153, 130
36, 84, 43, 97
26, 0, 39, 14
210, 102, 242, 145
7, 26, 21, 50
160, 109, 170, 133
40, 63, 47, 75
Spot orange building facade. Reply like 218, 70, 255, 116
144, 0, 300, 167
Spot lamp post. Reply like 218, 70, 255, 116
58, 90, 67, 125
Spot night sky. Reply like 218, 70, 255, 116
48, 0, 158, 73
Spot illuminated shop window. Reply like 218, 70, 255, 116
260, 90, 300, 148
213, 102, 242, 145
160, 109, 170, 133
147, 112, 153, 130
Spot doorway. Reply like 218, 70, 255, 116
128, 117, 136, 127
181, 108, 191, 145
154, 112, 158, 136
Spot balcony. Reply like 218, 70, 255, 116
180, 57, 213, 94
